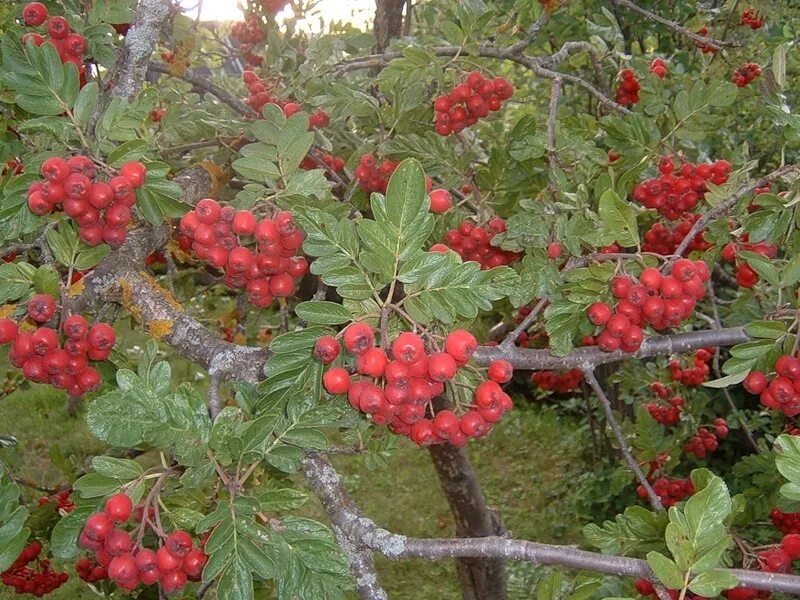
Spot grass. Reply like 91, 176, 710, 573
0, 380, 592, 600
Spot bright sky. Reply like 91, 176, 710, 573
181, 0, 374, 30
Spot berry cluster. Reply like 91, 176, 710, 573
646, 393, 683, 427
27, 157, 146, 247
741, 9, 764, 29
743, 354, 800, 417
79, 494, 208, 593
721, 236, 777, 288
231, 12, 265, 66
732, 63, 762, 87
586, 259, 710, 353
241, 71, 329, 127
771, 509, 800, 535
649, 58, 667, 79
259, 0, 289, 14
642, 214, 712, 255
20, 3, 89, 85
684, 421, 727, 460
717, 539, 800, 600
695, 27, 717, 54
300, 152, 345, 177
179, 200, 308, 307
438, 219, 521, 270
0, 295, 114, 398
353, 154, 400, 194
530, 369, 582, 394
632, 157, 731, 220
433, 72, 514, 136
37, 490, 75, 513
635, 579, 710, 600
615, 68, 641, 105
319, 326, 514, 447
1, 542, 68, 597
669, 348, 712, 386
637, 476, 695, 507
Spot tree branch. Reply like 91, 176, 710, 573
147, 62, 258, 118
474, 327, 750, 371
608, 0, 737, 50
584, 370, 664, 511
546, 77, 562, 173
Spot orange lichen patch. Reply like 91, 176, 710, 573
233, 332, 247, 345
200, 160, 231, 197
167, 239, 192, 264
0, 304, 16, 319
136, 271, 184, 312
148, 319, 174, 340
67, 278, 85, 297
118, 278, 143, 323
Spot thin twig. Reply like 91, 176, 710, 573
583, 370, 664, 511
501, 298, 548, 348
546, 77, 562, 174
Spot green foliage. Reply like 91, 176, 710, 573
0, 474, 29, 572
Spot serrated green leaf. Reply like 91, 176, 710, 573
688, 570, 739, 597
598, 189, 639, 247
646, 552, 684, 589
295, 301, 351, 325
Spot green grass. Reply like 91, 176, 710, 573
0, 382, 591, 600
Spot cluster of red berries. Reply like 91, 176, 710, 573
353, 154, 400, 194
241, 71, 329, 127
695, 27, 717, 54
27, 156, 146, 247
733, 63, 762, 87
319, 326, 514, 447
432, 71, 514, 136
586, 259, 710, 353
669, 348, 712, 385
646, 392, 683, 427
642, 214, 712, 255
741, 9, 764, 29
150, 107, 166, 122
0, 295, 114, 398
1, 542, 68, 597
632, 157, 731, 220
649, 58, 667, 79
721, 235, 777, 288
684, 420, 727, 459
771, 509, 800, 535
716, 536, 800, 600
530, 369, 582, 394
743, 354, 800, 417
37, 490, 74, 513
259, 0, 289, 13
231, 12, 265, 66
179, 200, 307, 307
635, 579, 711, 600
300, 152, 345, 174
20, 3, 89, 85
637, 476, 695, 507
436, 219, 521, 270
615, 69, 641, 105
78, 494, 208, 593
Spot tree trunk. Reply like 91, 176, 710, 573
373, 0, 407, 52
428, 444, 507, 600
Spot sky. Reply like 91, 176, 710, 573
181, 0, 374, 30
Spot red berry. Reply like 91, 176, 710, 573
587, 302, 612, 326
156, 546, 183, 573
343, 323, 374, 354
107, 553, 137, 582
427, 352, 458, 382
119, 162, 146, 188
323, 368, 350, 395
27, 294, 57, 322
165, 530, 193, 557
83, 513, 114, 541
743, 371, 767, 394
487, 360, 513, 384
88, 323, 116, 351
182, 548, 207, 578
47, 16, 70, 39
391, 332, 425, 364
0, 319, 18, 344
314, 336, 340, 364
103, 529, 132, 556
356, 347, 389, 377
22, 2, 48, 26
232, 210, 257, 236
444, 330, 477, 364
429, 189, 452, 213
195, 199, 221, 224
547, 242, 562, 259
103, 494, 132, 523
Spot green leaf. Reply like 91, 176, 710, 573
73, 473, 125, 498
0, 474, 29, 572
32, 264, 60, 297
598, 189, 639, 247
738, 250, 780, 287
688, 571, 739, 597
73, 82, 99, 128
703, 371, 747, 389
51, 506, 95, 559
295, 301, 351, 325
108, 139, 150, 167
744, 320, 787, 340
683, 470, 731, 547
259, 489, 309, 512
646, 551, 684, 590
91, 456, 143, 480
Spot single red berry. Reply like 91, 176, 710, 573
356, 347, 389, 377
391, 332, 425, 364
343, 323, 374, 354
323, 368, 350, 395
427, 352, 458, 382
22, 2, 48, 26
165, 530, 193, 557
27, 294, 57, 323
487, 360, 513, 384
83, 513, 114, 541
444, 330, 477, 364
587, 302, 612, 326
314, 336, 340, 364
156, 546, 183, 573
195, 198, 222, 224
46, 15, 70, 39
161, 568, 188, 593
547, 242, 562, 259
107, 553, 137, 583
88, 323, 116, 351
103, 529, 133, 556
429, 189, 452, 213
743, 371, 767, 394
0, 319, 18, 344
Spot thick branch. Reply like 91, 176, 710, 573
303, 452, 800, 595
474, 327, 750, 371
147, 62, 258, 118
112, 0, 172, 99
584, 370, 663, 511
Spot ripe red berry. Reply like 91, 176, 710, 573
356, 347, 389, 377
46, 16, 70, 39
22, 2, 48, 26
429, 189, 452, 213
323, 368, 350, 395
119, 162, 146, 188
444, 330, 477, 364
232, 210, 257, 236
743, 371, 768, 394
0, 319, 18, 344
107, 553, 137, 582
83, 513, 113, 541
182, 548, 208, 578
27, 294, 56, 323
487, 360, 513, 384
165, 530, 193, 557
427, 352, 458, 382
103, 529, 133, 556
547, 242, 562, 259
587, 302, 612, 326
195, 199, 221, 224
156, 546, 183, 573
314, 336, 340, 364
88, 323, 116, 351
343, 323, 374, 354
40, 157, 69, 182
391, 332, 425, 364
103, 494, 132, 523
782, 534, 800, 559
161, 568, 188, 592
